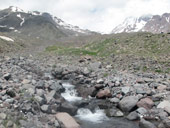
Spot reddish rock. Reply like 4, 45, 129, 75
96, 89, 112, 99
137, 98, 154, 109
136, 79, 145, 84
56, 112, 80, 128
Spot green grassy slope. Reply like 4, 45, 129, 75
46, 32, 170, 73
46, 32, 170, 60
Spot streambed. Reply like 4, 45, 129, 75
61, 83, 139, 128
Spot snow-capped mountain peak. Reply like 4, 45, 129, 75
112, 13, 170, 34
53, 17, 86, 34
0, 6, 94, 37
112, 15, 152, 33
9, 6, 25, 13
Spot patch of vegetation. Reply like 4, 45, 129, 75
46, 46, 98, 56
142, 66, 148, 72
46, 45, 58, 51
103, 73, 109, 77
46, 32, 170, 59
155, 69, 163, 73
45, 32, 170, 73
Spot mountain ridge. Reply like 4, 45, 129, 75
0, 6, 96, 39
111, 13, 170, 34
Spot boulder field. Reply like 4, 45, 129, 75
0, 55, 169, 128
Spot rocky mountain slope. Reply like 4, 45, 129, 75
0, 6, 94, 39
112, 13, 170, 34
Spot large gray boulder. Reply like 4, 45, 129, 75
119, 96, 139, 112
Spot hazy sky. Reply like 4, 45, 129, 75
0, 0, 170, 33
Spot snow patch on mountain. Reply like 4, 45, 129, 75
10, 6, 25, 13
17, 14, 21, 18
134, 20, 147, 32
112, 15, 152, 33
0, 25, 7, 28
16, 14, 25, 26
53, 17, 86, 33
166, 17, 170, 23
0, 36, 14, 42
20, 17, 25, 26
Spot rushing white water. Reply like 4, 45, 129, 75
61, 83, 82, 102
76, 108, 108, 123
61, 83, 108, 123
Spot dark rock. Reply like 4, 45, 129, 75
50, 103, 61, 114
6, 89, 16, 97
51, 68, 63, 79
79, 59, 85, 63
163, 118, 170, 128
0, 84, 2, 90
36, 80, 45, 89
48, 81, 65, 93
21, 103, 32, 113
97, 100, 112, 109
59, 102, 78, 116
77, 86, 97, 98
139, 118, 156, 128
126, 111, 140, 121
95, 84, 104, 90
3, 73, 11, 81
74, 100, 89, 108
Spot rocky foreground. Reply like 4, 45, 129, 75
0, 55, 170, 128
